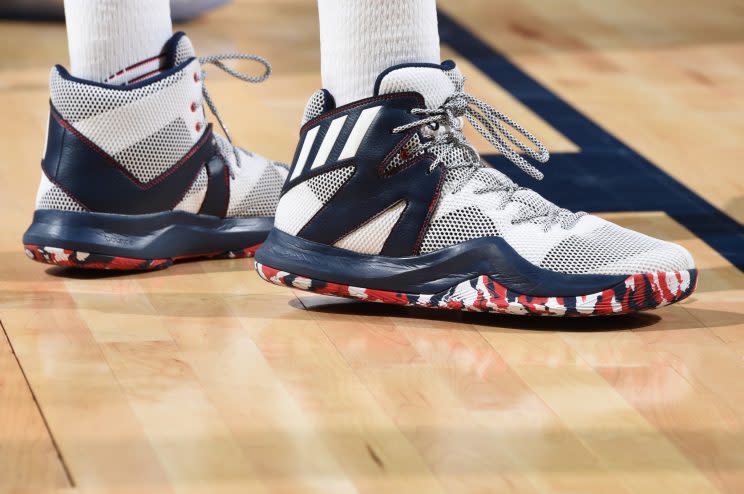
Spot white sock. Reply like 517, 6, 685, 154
64, 0, 173, 83
317, 0, 441, 107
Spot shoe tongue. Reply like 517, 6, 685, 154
374, 61, 456, 109
163, 32, 197, 67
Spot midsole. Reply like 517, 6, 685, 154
23, 209, 273, 258
255, 228, 627, 296
257, 262, 698, 316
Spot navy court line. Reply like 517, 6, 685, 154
437, 10, 744, 271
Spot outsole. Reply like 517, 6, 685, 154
255, 262, 698, 316
24, 244, 262, 271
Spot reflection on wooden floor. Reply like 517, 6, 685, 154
1, 0, 743, 492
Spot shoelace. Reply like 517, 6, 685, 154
392, 71, 584, 230
198, 53, 272, 178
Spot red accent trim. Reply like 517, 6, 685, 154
126, 54, 165, 72
222, 164, 231, 218
128, 69, 163, 84
376, 129, 434, 179
413, 169, 446, 255
104, 54, 165, 82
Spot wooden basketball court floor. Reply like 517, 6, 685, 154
1, 0, 743, 492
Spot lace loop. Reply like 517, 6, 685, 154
197, 53, 272, 178
392, 71, 584, 229
393, 72, 549, 179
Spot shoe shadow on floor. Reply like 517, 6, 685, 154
291, 297, 663, 332
33, 260, 742, 295
293, 297, 744, 333
40, 257, 251, 279
2, 286, 740, 333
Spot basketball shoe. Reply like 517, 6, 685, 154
23, 32, 288, 270
255, 61, 697, 316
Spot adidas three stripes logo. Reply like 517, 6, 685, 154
290, 106, 382, 181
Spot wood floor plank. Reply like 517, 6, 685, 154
240, 291, 447, 494
0, 321, 70, 493
1, 0, 743, 492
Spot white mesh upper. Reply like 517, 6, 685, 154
174, 36, 196, 65
376, 65, 454, 109
376, 65, 694, 275
280, 69, 695, 276
302, 90, 328, 125
305, 166, 355, 203
35, 174, 85, 212
227, 149, 288, 218
36, 35, 286, 218
49, 57, 206, 186
113, 117, 194, 183
49, 67, 188, 123
537, 221, 694, 275
424, 172, 694, 275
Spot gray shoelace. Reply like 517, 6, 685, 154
392, 71, 583, 230
198, 53, 272, 178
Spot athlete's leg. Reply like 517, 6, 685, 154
64, 0, 172, 82
318, 0, 440, 106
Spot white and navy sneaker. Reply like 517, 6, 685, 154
255, 61, 697, 316
23, 32, 288, 270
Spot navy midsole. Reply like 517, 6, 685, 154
23, 209, 273, 259
255, 228, 628, 296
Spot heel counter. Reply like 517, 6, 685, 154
39, 103, 216, 215
40, 104, 64, 181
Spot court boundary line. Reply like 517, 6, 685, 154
438, 11, 744, 271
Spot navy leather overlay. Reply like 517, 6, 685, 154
42, 105, 216, 215
257, 228, 626, 296
198, 155, 229, 217
291, 94, 443, 256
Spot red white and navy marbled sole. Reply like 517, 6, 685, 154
255, 262, 697, 316
24, 244, 262, 271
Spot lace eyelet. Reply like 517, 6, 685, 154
190, 102, 198, 112
195, 122, 202, 132
193, 72, 200, 82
